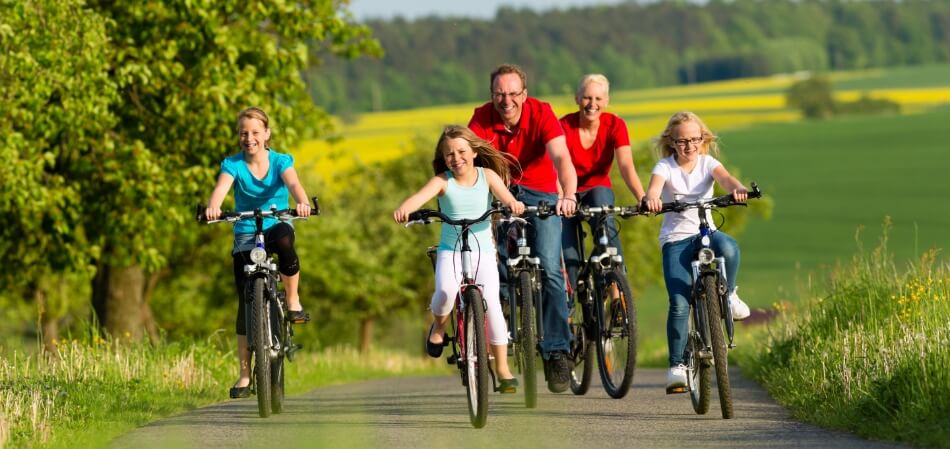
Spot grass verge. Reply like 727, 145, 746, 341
0, 333, 445, 449
733, 221, 950, 448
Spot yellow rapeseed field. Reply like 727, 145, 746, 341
295, 71, 949, 178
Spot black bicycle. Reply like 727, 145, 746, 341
197, 198, 319, 418
498, 202, 557, 409
407, 205, 507, 428
655, 183, 761, 419
568, 205, 642, 399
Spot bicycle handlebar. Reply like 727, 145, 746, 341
575, 205, 645, 219
405, 200, 558, 228
654, 182, 762, 215
195, 197, 321, 224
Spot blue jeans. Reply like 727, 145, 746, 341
662, 231, 739, 367
561, 187, 624, 293
497, 185, 571, 357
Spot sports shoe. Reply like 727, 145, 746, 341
543, 351, 573, 393
729, 288, 750, 321
665, 364, 687, 394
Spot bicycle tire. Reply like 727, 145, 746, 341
569, 280, 594, 395
463, 287, 489, 428
686, 312, 711, 414
252, 277, 272, 418
702, 275, 734, 419
270, 304, 286, 414
517, 270, 538, 408
594, 268, 637, 399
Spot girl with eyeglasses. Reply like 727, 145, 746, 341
641, 111, 752, 393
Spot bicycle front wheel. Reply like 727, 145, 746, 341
686, 312, 711, 414
595, 268, 637, 399
251, 277, 272, 418
463, 287, 489, 428
569, 281, 594, 395
702, 275, 734, 419
516, 270, 538, 408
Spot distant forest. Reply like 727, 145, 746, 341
306, 0, 950, 114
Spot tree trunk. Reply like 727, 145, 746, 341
140, 269, 168, 343
93, 264, 146, 341
34, 283, 59, 354
358, 317, 374, 353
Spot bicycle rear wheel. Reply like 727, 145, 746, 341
516, 271, 537, 408
702, 275, 734, 419
251, 277, 272, 418
595, 268, 637, 399
463, 287, 489, 428
569, 281, 594, 395
686, 312, 711, 414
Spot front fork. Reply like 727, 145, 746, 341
690, 257, 734, 346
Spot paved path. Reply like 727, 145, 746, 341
111, 368, 905, 449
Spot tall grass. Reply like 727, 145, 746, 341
735, 220, 950, 448
0, 332, 444, 449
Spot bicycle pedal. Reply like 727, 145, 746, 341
666, 386, 689, 394
447, 355, 458, 365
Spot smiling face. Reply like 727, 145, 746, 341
491, 73, 526, 128
238, 117, 270, 157
442, 137, 477, 177
671, 121, 705, 164
576, 80, 609, 123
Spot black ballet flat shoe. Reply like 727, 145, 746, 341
229, 385, 251, 399
425, 323, 446, 358
495, 378, 519, 394
286, 309, 310, 324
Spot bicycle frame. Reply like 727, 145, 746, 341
501, 214, 543, 344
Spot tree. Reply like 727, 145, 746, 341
0, 0, 115, 349
786, 75, 836, 119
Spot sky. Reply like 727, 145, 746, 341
347, 0, 631, 21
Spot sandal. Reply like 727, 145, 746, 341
495, 377, 519, 394
286, 309, 310, 324
425, 323, 446, 358
229, 384, 251, 399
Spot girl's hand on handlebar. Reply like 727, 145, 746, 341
732, 188, 748, 203
296, 203, 312, 218
507, 200, 526, 216
205, 207, 221, 221
643, 197, 662, 213
393, 207, 410, 224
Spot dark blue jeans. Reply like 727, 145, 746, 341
662, 231, 739, 367
561, 187, 624, 293
497, 185, 571, 357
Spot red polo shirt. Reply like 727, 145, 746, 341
468, 97, 564, 193
559, 111, 630, 192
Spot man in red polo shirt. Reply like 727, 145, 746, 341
468, 63, 578, 393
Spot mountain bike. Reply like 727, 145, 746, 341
498, 202, 557, 409
655, 183, 761, 419
568, 205, 642, 399
196, 198, 319, 418
406, 205, 506, 428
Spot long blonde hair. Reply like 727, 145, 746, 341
654, 111, 720, 159
433, 125, 518, 185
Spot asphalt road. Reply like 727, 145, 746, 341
110, 368, 906, 449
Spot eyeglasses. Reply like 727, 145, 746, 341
492, 90, 524, 100
673, 136, 704, 148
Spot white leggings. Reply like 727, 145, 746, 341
431, 250, 508, 345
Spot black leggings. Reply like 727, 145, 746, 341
233, 222, 299, 335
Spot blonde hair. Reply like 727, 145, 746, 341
236, 107, 271, 146
654, 111, 719, 159
433, 125, 518, 185
576, 74, 610, 100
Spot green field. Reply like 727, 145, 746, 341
721, 106, 950, 304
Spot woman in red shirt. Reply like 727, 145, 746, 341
560, 74, 645, 293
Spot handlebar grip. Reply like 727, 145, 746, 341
408, 209, 434, 222
749, 182, 762, 199
311, 196, 321, 215
195, 204, 205, 222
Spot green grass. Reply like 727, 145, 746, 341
719, 106, 950, 306
835, 63, 950, 90
732, 230, 950, 448
0, 333, 444, 449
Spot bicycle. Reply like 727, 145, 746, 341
406, 205, 507, 428
654, 183, 761, 419
196, 198, 319, 418
567, 204, 642, 399
497, 202, 558, 409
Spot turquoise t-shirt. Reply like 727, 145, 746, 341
220, 149, 293, 236
437, 167, 494, 251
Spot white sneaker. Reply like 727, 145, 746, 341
666, 364, 687, 392
729, 288, 751, 321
